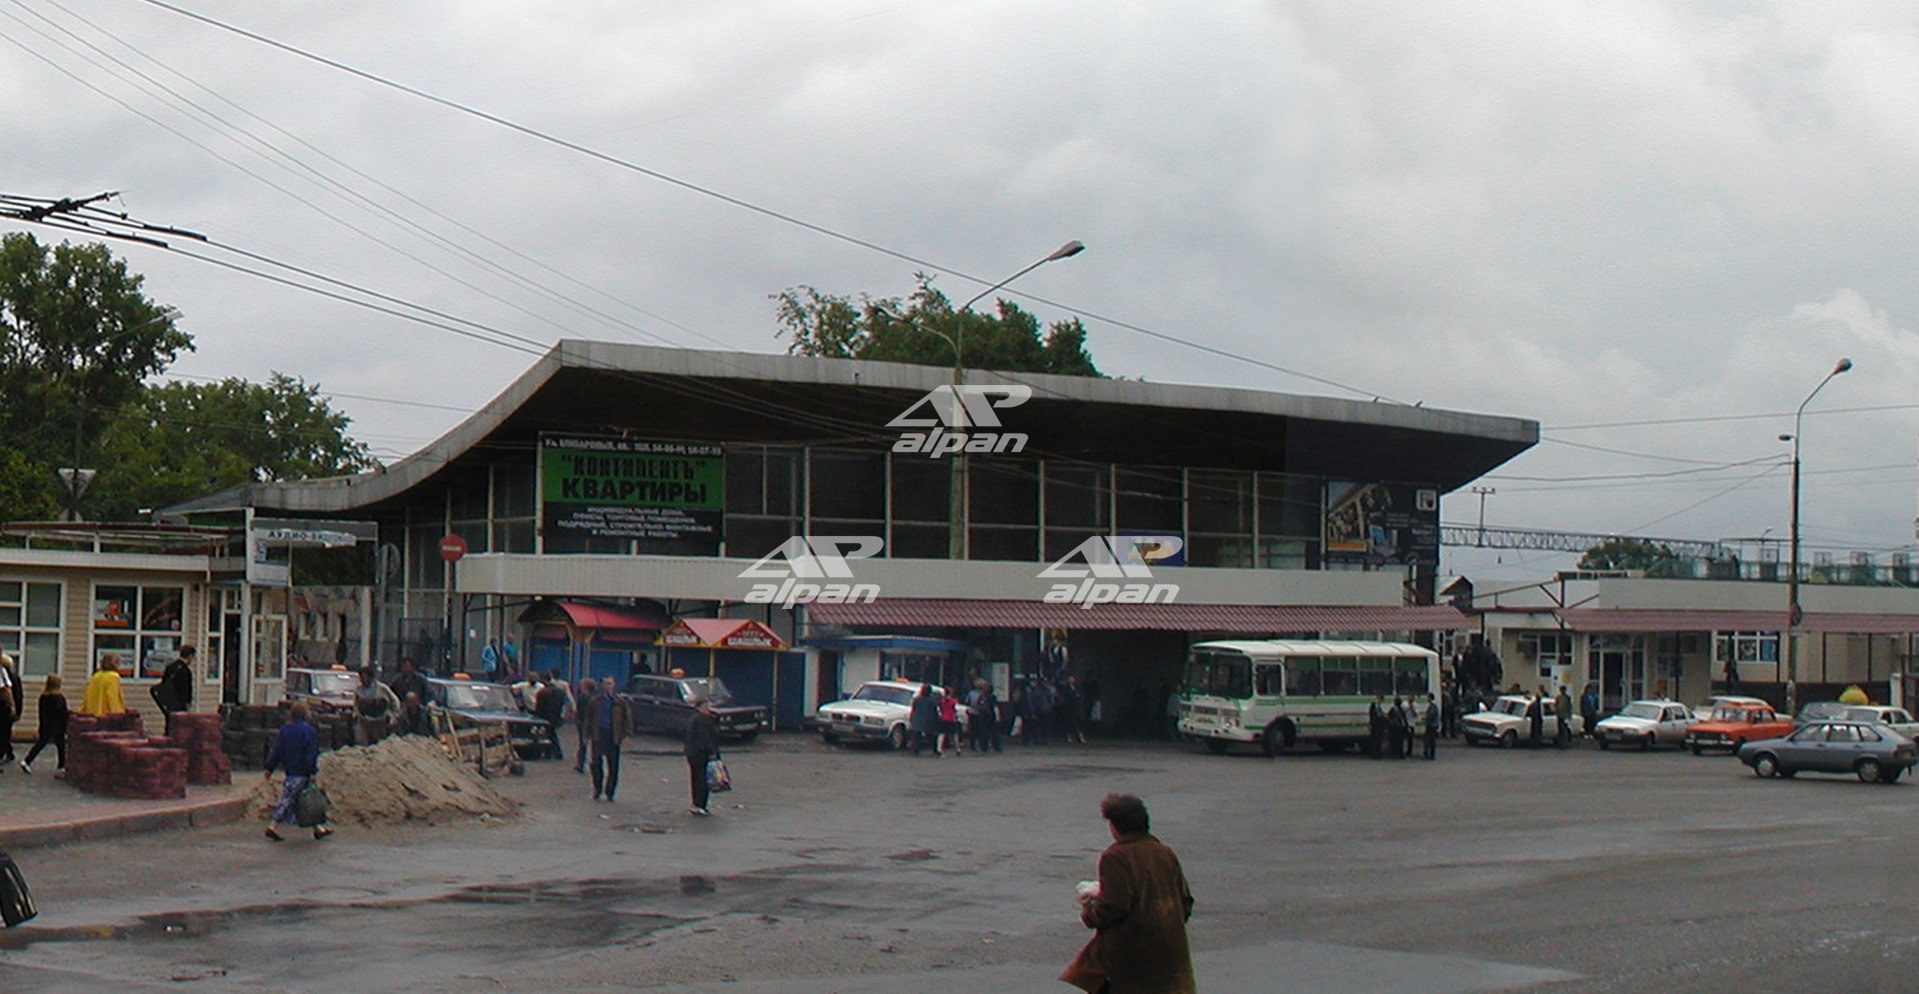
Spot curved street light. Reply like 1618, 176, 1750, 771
1783, 356, 1853, 714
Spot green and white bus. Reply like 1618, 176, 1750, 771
1176, 640, 1441, 754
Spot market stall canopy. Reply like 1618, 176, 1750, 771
659, 618, 787, 651
519, 599, 671, 645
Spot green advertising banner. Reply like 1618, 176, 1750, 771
540, 436, 724, 543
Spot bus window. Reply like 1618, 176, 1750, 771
1393, 658, 1427, 696
1184, 651, 1251, 699
1286, 658, 1321, 696
1359, 658, 1393, 697
1253, 664, 1285, 697
1320, 657, 1358, 696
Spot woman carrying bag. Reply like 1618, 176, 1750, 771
684, 695, 725, 817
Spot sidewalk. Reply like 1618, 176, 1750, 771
0, 759, 249, 851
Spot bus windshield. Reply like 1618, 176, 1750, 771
1183, 651, 1251, 700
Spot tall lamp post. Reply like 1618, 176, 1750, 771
1782, 357, 1853, 714
915, 240, 1085, 561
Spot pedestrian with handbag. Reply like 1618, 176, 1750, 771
685, 695, 721, 816
262, 701, 333, 842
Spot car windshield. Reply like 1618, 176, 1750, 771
851, 684, 915, 707
307, 672, 358, 695
1492, 698, 1528, 716
1710, 706, 1766, 722
441, 683, 518, 711
1620, 702, 1663, 720
676, 677, 733, 704
1799, 702, 1847, 722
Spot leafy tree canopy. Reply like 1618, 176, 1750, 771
774, 274, 1101, 377
1577, 537, 1692, 578
1, 231, 377, 521
90, 374, 379, 520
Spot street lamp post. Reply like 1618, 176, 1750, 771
1783, 357, 1853, 715
920, 241, 1084, 562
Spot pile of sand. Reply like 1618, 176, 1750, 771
248, 735, 522, 826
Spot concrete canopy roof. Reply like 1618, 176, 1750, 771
164, 340, 1537, 516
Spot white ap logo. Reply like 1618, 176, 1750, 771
887, 384, 1032, 430
1038, 536, 1183, 579
739, 536, 884, 579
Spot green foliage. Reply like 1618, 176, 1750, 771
1577, 537, 1691, 578
89, 374, 379, 520
0, 232, 193, 464
1, 232, 377, 522
774, 274, 1102, 377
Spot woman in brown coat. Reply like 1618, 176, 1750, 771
1061, 793, 1196, 994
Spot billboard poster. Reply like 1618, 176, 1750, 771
1324, 481, 1440, 568
540, 435, 724, 544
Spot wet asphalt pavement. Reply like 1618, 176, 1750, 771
3, 732, 1919, 992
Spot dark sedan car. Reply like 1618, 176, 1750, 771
424, 676, 553, 758
1736, 720, 1917, 784
621, 674, 767, 741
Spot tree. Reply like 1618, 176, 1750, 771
1577, 537, 1691, 578
1, 231, 192, 512
774, 274, 1102, 376
89, 374, 379, 520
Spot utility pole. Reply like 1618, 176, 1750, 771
1470, 487, 1496, 547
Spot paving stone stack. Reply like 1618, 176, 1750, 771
67, 712, 189, 800
165, 712, 233, 785
220, 703, 354, 770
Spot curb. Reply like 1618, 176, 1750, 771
0, 795, 249, 852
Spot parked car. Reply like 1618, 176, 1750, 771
1839, 705, 1919, 739
1594, 700, 1694, 750
1683, 703, 1795, 755
1794, 701, 1850, 725
816, 680, 932, 750
621, 673, 766, 741
283, 666, 360, 712
1737, 720, 1918, 783
1461, 694, 1582, 748
424, 675, 553, 758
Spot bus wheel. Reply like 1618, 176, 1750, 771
1204, 738, 1230, 755
1261, 722, 1295, 757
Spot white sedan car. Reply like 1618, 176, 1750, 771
1595, 699, 1695, 750
1462, 694, 1583, 748
816, 680, 933, 750
1840, 705, 1919, 740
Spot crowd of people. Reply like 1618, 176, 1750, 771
903, 672, 1106, 756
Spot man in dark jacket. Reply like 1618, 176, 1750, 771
684, 696, 720, 816
909, 685, 939, 756
582, 676, 632, 801
158, 645, 195, 715
262, 701, 332, 841
1061, 793, 1195, 994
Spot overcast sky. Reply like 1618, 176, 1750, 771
7, 1, 1919, 586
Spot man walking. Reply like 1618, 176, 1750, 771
584, 676, 631, 801
1554, 685, 1574, 749
1579, 683, 1601, 740
684, 695, 719, 816
1422, 693, 1441, 760
1060, 793, 1195, 994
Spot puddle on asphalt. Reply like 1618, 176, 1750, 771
0, 874, 722, 952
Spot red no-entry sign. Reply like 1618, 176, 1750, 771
438, 534, 468, 563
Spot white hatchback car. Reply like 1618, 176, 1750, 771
816, 680, 933, 750
1595, 699, 1695, 750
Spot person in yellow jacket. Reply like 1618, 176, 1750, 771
80, 653, 127, 715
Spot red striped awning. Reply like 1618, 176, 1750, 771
804, 599, 1474, 633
